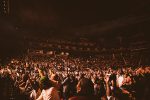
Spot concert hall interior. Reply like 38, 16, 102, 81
0, 0, 150, 100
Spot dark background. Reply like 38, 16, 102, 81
0, 0, 150, 64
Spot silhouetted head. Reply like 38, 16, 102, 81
40, 76, 52, 90
77, 78, 94, 96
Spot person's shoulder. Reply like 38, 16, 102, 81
68, 96, 79, 100
50, 87, 56, 91
49, 87, 58, 94
69, 96, 100, 100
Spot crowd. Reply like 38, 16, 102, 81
0, 53, 150, 100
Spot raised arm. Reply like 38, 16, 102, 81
38, 68, 44, 77
104, 76, 111, 97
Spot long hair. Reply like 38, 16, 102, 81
77, 78, 94, 96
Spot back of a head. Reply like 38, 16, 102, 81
77, 78, 94, 96
31, 80, 39, 91
40, 76, 52, 90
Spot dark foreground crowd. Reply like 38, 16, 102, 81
0, 59, 150, 100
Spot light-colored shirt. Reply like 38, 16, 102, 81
36, 87, 60, 100
30, 89, 41, 100
117, 75, 124, 87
